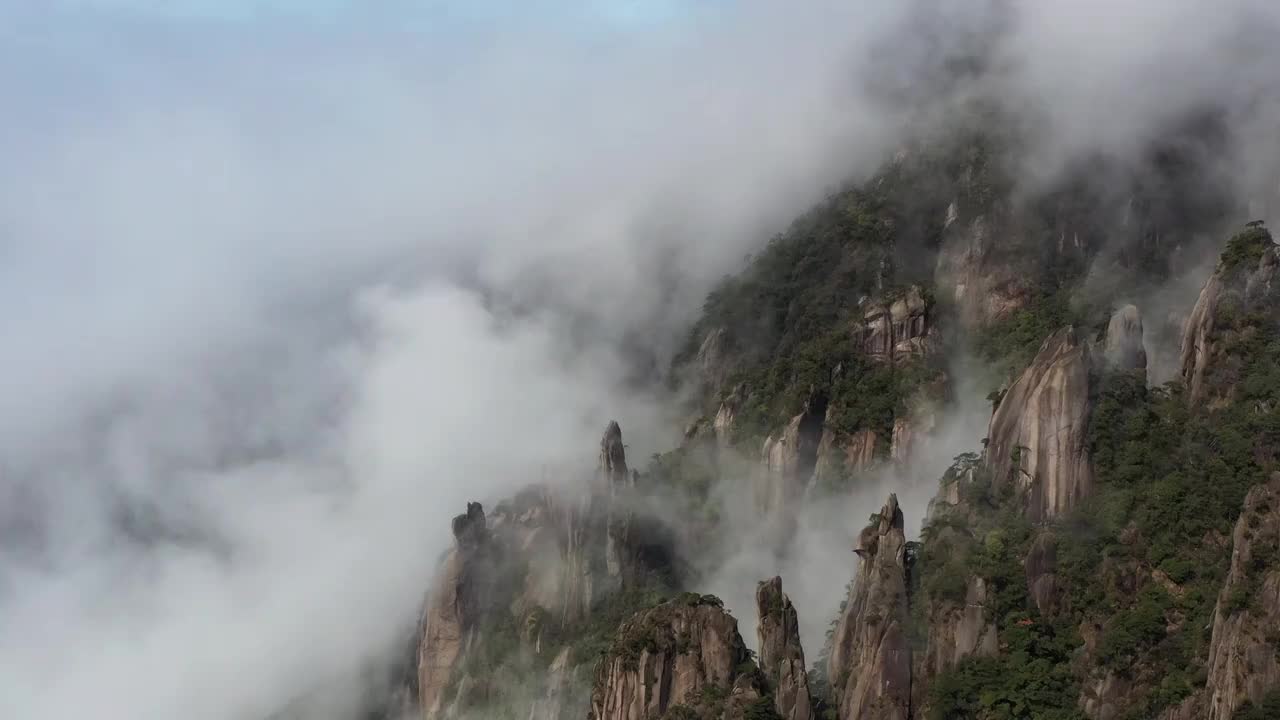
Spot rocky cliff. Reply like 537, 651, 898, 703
588, 594, 762, 720
935, 206, 1037, 330
1104, 303, 1147, 373
1204, 475, 1280, 720
827, 494, 912, 720
417, 503, 493, 717
756, 577, 814, 720
401, 103, 1278, 720
413, 422, 677, 719
756, 395, 827, 524
1179, 224, 1279, 404
985, 326, 1094, 522
861, 285, 937, 363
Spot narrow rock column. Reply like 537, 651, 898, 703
827, 494, 912, 720
756, 576, 814, 720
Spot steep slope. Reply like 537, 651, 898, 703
403, 97, 1273, 720
588, 594, 757, 720
413, 422, 679, 719
417, 503, 493, 717
756, 577, 814, 720
985, 326, 1094, 522
827, 494, 912, 720
1204, 475, 1280, 720
1179, 223, 1280, 404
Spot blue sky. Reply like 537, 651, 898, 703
22, 0, 701, 26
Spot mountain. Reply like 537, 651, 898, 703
389, 91, 1280, 720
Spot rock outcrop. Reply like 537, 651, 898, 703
1203, 475, 1280, 720
862, 285, 937, 363
813, 427, 879, 487
919, 575, 998, 674
986, 327, 1094, 522
695, 327, 733, 394
1025, 531, 1062, 616
1103, 304, 1147, 373
1178, 273, 1221, 403
602, 421, 637, 585
827, 494, 912, 720
418, 503, 494, 716
911, 467, 999, 717
1080, 672, 1133, 720
589, 595, 759, 720
527, 647, 581, 720
712, 384, 746, 446
935, 210, 1036, 329
756, 577, 814, 720
416, 422, 674, 719
757, 396, 827, 517
1179, 225, 1279, 403
890, 386, 942, 467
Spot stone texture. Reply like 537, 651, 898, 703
1179, 233, 1279, 404
1103, 303, 1147, 373
861, 285, 937, 363
1204, 476, 1280, 720
827, 495, 912, 720
757, 396, 826, 518
986, 327, 1094, 522
589, 599, 754, 720
756, 577, 814, 720
1025, 531, 1061, 616
418, 503, 493, 717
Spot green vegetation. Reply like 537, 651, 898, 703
670, 149, 963, 449
1234, 687, 1280, 719
924, 230, 1280, 719
721, 320, 942, 449
1219, 224, 1273, 274
608, 594, 729, 670
918, 455, 1084, 720
971, 289, 1079, 379
928, 621, 1084, 720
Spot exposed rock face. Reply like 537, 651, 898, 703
1179, 228, 1279, 403
1204, 476, 1280, 720
827, 494, 912, 720
418, 503, 493, 716
713, 384, 746, 446
891, 387, 942, 466
1103, 304, 1147, 373
935, 211, 1036, 329
1178, 273, 1223, 403
1080, 672, 1132, 720
527, 647, 579, 720
695, 327, 732, 393
558, 490, 600, 625
862, 285, 937, 363
921, 575, 998, 672
589, 597, 756, 720
986, 327, 1094, 522
601, 421, 636, 584
814, 427, 879, 487
756, 577, 814, 720
757, 396, 827, 517
1157, 695, 1204, 720
911, 564, 997, 718
1025, 531, 1062, 616
416, 422, 675, 719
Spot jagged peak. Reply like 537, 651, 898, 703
450, 501, 488, 547
856, 494, 905, 558
598, 420, 628, 485
1104, 303, 1147, 372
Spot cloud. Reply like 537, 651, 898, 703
1, 1, 1278, 718
0, 2, 907, 718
